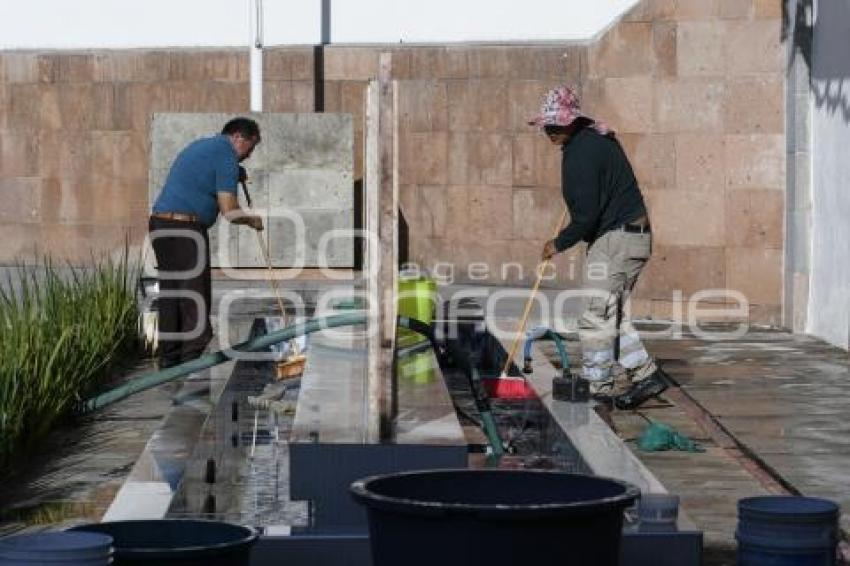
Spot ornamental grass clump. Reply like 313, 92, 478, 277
0, 252, 141, 473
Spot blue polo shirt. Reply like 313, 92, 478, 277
152, 135, 239, 227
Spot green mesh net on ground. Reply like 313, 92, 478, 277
637, 421, 705, 453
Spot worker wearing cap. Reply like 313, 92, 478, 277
529, 86, 668, 410
149, 117, 264, 369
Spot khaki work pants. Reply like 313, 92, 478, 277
579, 229, 654, 384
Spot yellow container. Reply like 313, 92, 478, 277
396, 276, 437, 348
397, 350, 437, 384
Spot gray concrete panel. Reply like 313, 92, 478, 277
267, 209, 353, 266
149, 113, 354, 269
261, 114, 354, 171
269, 170, 354, 210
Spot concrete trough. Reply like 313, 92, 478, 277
91, 288, 702, 565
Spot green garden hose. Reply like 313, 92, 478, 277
82, 312, 507, 458
82, 312, 366, 412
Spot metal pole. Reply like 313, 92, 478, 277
249, 0, 264, 112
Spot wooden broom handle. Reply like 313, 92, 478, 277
241, 179, 300, 356
499, 206, 568, 377
255, 233, 301, 356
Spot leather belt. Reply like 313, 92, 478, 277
151, 212, 200, 223
621, 222, 650, 234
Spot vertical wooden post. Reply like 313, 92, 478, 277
363, 53, 398, 442
377, 53, 398, 440
364, 79, 381, 442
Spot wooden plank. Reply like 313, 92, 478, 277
291, 328, 369, 444
364, 79, 381, 442
518, 336, 697, 529
523, 341, 669, 494
377, 53, 398, 439
363, 53, 399, 441
394, 348, 466, 446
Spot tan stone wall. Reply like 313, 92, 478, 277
0, 0, 786, 323
389, 0, 785, 324
0, 50, 252, 261
606, 0, 785, 324
314, 45, 589, 293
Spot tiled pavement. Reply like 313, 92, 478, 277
596, 325, 850, 561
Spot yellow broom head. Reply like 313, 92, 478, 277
275, 354, 307, 380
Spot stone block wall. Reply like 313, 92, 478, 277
0, 0, 786, 324
0, 50, 250, 262
609, 0, 786, 323
148, 112, 354, 268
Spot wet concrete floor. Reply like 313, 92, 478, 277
0, 309, 266, 534
0, 358, 176, 534
4, 277, 849, 565
541, 324, 850, 563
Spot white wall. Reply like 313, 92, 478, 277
808, 0, 850, 349
0, 0, 637, 49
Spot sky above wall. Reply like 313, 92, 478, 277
0, 0, 638, 49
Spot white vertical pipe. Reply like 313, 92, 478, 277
249, 0, 264, 112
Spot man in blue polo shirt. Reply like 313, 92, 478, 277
150, 117, 264, 368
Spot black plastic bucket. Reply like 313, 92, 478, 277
0, 531, 113, 565
351, 469, 639, 566
736, 496, 839, 565
69, 519, 257, 565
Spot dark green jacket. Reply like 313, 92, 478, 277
555, 127, 648, 251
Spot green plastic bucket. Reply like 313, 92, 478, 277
397, 277, 437, 347
398, 349, 438, 384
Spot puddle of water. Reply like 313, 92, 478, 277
443, 368, 584, 472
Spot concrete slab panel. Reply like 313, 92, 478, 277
236, 169, 270, 269
149, 112, 354, 268
267, 209, 353, 266
269, 170, 355, 210
209, 218, 240, 269
261, 114, 354, 171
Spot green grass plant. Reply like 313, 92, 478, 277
0, 501, 94, 529
0, 250, 141, 473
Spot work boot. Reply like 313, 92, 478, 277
588, 379, 614, 399
613, 367, 670, 410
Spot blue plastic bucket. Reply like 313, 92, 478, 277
736, 496, 839, 565
0, 531, 113, 565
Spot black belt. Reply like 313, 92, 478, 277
622, 222, 650, 234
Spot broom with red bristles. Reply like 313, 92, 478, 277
491, 206, 569, 397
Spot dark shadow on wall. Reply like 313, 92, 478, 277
314, 0, 331, 112
789, 0, 850, 123
353, 178, 362, 270
783, 0, 813, 70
